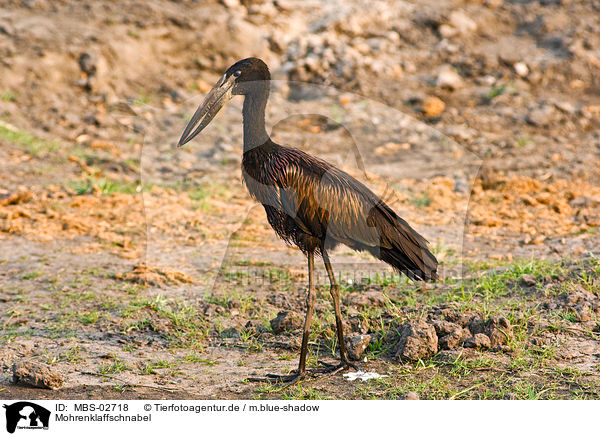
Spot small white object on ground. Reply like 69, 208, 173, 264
343, 371, 389, 381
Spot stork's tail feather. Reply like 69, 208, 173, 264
377, 246, 438, 281
366, 203, 439, 281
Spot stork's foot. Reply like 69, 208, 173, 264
247, 371, 306, 386
309, 359, 360, 377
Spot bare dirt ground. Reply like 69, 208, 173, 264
1, 0, 599, 399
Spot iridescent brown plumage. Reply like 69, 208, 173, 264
178, 58, 438, 384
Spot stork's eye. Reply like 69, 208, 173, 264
233, 70, 241, 78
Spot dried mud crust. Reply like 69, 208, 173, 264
0, 0, 599, 399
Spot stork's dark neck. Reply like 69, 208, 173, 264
242, 84, 271, 152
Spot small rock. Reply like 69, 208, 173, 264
485, 0, 503, 9
437, 64, 464, 90
520, 274, 537, 287
575, 304, 592, 322
374, 142, 411, 156
448, 10, 477, 35
554, 101, 577, 115
78, 53, 97, 77
221, 327, 239, 338
513, 62, 529, 77
467, 315, 485, 335
422, 96, 445, 117
344, 290, 387, 308
346, 334, 371, 361
12, 361, 64, 390
63, 112, 81, 126
464, 333, 491, 349
439, 327, 470, 350
402, 391, 420, 400
395, 321, 438, 362
431, 320, 461, 337
453, 177, 469, 193
485, 317, 512, 348
559, 287, 594, 306
203, 303, 226, 317
345, 315, 370, 334
438, 24, 457, 39
221, 0, 240, 7
270, 311, 302, 334
445, 125, 476, 141
245, 320, 268, 334
569, 196, 599, 209
526, 105, 556, 127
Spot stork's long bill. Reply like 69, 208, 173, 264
177, 73, 235, 146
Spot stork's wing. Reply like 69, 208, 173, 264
274, 148, 436, 278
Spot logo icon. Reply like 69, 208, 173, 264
3, 402, 50, 434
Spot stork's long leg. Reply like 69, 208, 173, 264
297, 249, 316, 374
312, 248, 358, 375
248, 250, 315, 385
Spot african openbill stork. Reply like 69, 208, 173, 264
178, 58, 438, 384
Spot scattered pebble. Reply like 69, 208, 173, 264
374, 141, 411, 156
513, 62, 529, 77
448, 10, 477, 35
344, 290, 387, 308
78, 52, 97, 77
422, 96, 446, 117
526, 105, 556, 127
345, 334, 371, 360
485, 316, 512, 348
575, 304, 592, 322
453, 177, 469, 193
520, 274, 537, 287
437, 64, 464, 90
270, 311, 302, 334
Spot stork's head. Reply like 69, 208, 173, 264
177, 57, 270, 146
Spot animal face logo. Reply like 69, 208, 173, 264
3, 402, 50, 434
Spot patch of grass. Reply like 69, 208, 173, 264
487, 84, 506, 100
121, 296, 210, 349
78, 311, 101, 325
180, 181, 234, 212
60, 345, 84, 363
184, 354, 216, 365
140, 359, 175, 375
132, 89, 154, 106
469, 258, 567, 300
558, 310, 578, 323
98, 358, 129, 374
0, 121, 59, 155
68, 176, 140, 195
410, 192, 433, 208
21, 270, 43, 280
1, 91, 16, 102
516, 136, 533, 148
511, 381, 554, 400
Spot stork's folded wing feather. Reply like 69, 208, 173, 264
274, 148, 437, 279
